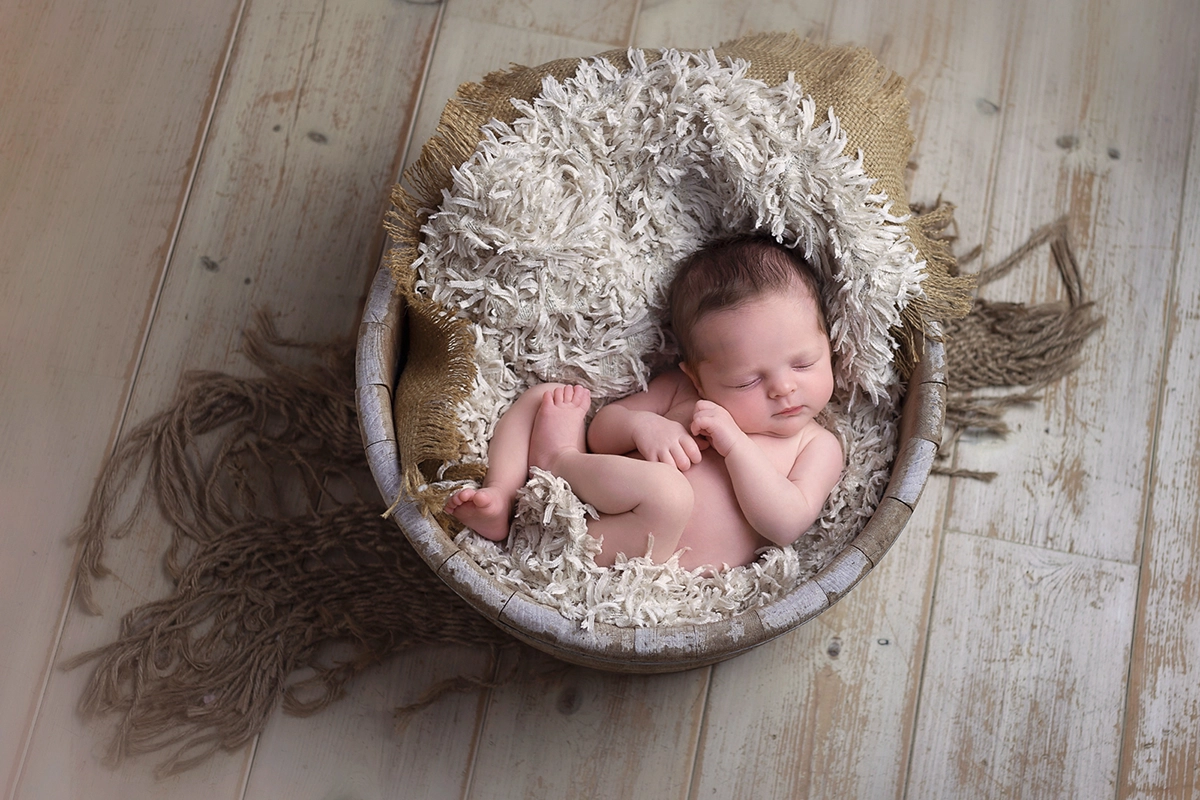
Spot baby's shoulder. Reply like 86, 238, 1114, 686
608, 367, 695, 415
784, 420, 844, 476
649, 366, 694, 389
648, 367, 698, 401
798, 419, 840, 451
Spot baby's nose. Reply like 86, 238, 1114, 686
768, 376, 795, 398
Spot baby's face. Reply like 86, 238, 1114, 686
682, 285, 833, 438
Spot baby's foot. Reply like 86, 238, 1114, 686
444, 486, 513, 542
528, 384, 591, 475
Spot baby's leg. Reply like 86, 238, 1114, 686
445, 383, 563, 541
530, 385, 693, 565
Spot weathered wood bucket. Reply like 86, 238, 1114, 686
356, 262, 945, 673
355, 34, 961, 673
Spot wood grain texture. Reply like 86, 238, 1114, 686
945, 0, 1200, 564
11, 0, 441, 797
4, 0, 1199, 797
0, 1, 244, 795
466, 654, 709, 800
634, 0, 831, 49
244, 645, 496, 800
908, 533, 1139, 798
689, 484, 949, 800
905, 4, 1196, 797
451, 0, 636, 48
1118, 88, 1200, 799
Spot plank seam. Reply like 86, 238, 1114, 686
626, 0, 644, 48
901, 1, 1025, 795
683, 667, 715, 800
6, 1, 251, 797
940, 526, 1144, 568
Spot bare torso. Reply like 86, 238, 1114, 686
657, 380, 812, 571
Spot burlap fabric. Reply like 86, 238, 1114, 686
68, 33, 1100, 775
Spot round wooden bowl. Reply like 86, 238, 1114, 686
357, 264, 945, 673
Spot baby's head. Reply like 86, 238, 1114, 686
669, 235, 834, 436
669, 235, 828, 360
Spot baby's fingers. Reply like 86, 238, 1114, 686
680, 435, 703, 465
650, 446, 684, 468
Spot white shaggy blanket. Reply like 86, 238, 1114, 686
411, 48, 924, 629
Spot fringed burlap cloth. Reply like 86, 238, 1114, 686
67, 317, 513, 777
66, 34, 1101, 776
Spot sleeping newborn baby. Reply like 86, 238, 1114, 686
445, 235, 844, 571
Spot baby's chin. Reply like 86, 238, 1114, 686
744, 415, 812, 438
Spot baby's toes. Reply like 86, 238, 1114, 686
446, 487, 473, 511
472, 489, 498, 511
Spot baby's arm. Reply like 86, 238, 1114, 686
691, 402, 843, 546
587, 370, 706, 471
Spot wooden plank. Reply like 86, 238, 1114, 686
12, 0, 442, 797
452, 0, 636, 48
683, 0, 1018, 796
688, 482, 949, 800
633, 0, 831, 49
466, 653, 709, 800
1118, 88, 1200, 799
912, 2, 1197, 796
0, 1, 244, 796
945, 0, 1200, 564
908, 532, 1139, 798
245, 645, 496, 800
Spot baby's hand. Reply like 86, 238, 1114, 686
632, 414, 705, 471
690, 400, 745, 457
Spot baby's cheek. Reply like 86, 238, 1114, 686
720, 399, 746, 421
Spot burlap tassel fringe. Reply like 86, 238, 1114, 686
935, 217, 1104, 478
66, 314, 510, 778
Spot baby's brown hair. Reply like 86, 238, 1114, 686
669, 235, 828, 363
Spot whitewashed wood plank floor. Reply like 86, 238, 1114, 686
3, 0, 1197, 798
